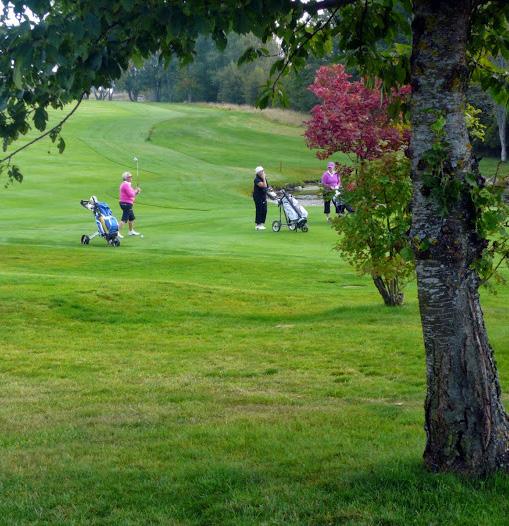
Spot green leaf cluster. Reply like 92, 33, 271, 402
421, 145, 463, 217
469, 4, 509, 107
6, 164, 23, 187
420, 112, 509, 289
333, 150, 414, 292
465, 103, 486, 142
336, 0, 412, 93
420, 114, 465, 216
466, 169, 509, 287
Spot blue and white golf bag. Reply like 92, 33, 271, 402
94, 202, 119, 238
80, 196, 120, 246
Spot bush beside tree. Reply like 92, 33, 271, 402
305, 64, 412, 306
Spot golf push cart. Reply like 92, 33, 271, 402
80, 196, 121, 247
268, 189, 309, 233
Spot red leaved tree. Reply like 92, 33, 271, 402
305, 64, 412, 306
305, 64, 410, 160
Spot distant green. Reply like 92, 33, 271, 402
0, 101, 508, 525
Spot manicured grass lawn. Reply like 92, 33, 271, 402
0, 101, 508, 525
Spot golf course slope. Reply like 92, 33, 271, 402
0, 101, 508, 525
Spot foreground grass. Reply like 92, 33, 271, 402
0, 101, 508, 525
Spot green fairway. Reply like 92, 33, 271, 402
1, 101, 508, 525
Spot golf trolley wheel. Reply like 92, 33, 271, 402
301, 225, 309, 233
81, 235, 90, 245
288, 223, 297, 231
272, 220, 282, 232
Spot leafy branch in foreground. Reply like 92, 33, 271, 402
0, 95, 84, 187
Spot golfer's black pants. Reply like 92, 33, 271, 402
253, 196, 267, 224
324, 199, 341, 214
324, 199, 332, 214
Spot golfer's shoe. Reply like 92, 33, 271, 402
117, 232, 124, 239
129, 230, 141, 236
255, 225, 266, 230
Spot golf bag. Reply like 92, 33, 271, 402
270, 189, 309, 232
332, 189, 354, 214
80, 196, 120, 246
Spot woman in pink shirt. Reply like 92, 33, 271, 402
118, 171, 141, 238
321, 162, 340, 222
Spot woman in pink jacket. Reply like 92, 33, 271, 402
321, 162, 340, 222
118, 171, 141, 238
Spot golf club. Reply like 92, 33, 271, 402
133, 156, 139, 187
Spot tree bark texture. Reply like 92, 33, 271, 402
410, 0, 509, 475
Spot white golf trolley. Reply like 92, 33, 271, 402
269, 189, 309, 233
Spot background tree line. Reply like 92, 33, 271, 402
112, 33, 327, 112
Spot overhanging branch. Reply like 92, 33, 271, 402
0, 93, 85, 165
272, 6, 341, 90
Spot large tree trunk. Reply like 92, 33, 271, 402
410, 0, 509, 475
